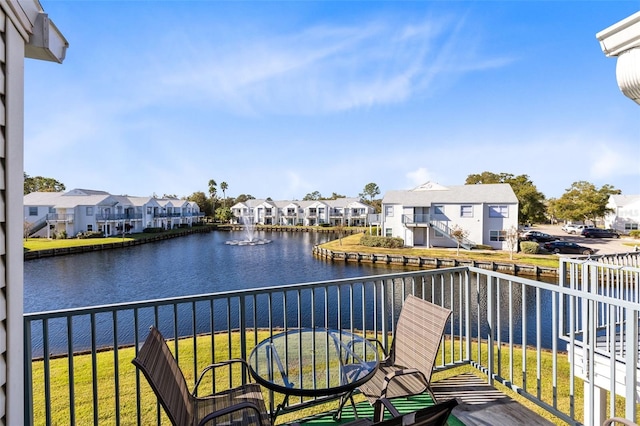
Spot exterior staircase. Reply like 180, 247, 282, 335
26, 216, 48, 237
429, 219, 475, 250
26, 213, 73, 237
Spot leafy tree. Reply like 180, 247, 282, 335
552, 181, 620, 223
465, 172, 546, 225
234, 194, 255, 204
186, 191, 211, 216
220, 182, 229, 207
24, 173, 65, 194
303, 191, 322, 201
359, 182, 380, 203
328, 192, 346, 200
162, 194, 178, 199
215, 206, 233, 223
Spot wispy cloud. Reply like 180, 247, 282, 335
132, 13, 512, 116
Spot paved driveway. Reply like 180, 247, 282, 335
527, 224, 638, 255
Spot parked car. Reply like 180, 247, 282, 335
543, 241, 595, 255
581, 228, 620, 238
562, 224, 594, 235
520, 231, 559, 243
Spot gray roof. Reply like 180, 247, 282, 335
24, 191, 117, 208
609, 194, 640, 206
382, 183, 517, 206
23, 191, 64, 206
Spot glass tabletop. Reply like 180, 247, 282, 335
248, 328, 379, 397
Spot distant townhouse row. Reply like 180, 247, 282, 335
231, 198, 375, 227
230, 183, 521, 251
24, 189, 204, 238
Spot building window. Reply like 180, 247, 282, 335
86, 207, 94, 216
490, 230, 507, 241
460, 205, 473, 218
87, 225, 93, 232
624, 223, 639, 231
434, 205, 444, 215
385, 206, 393, 217
29, 206, 38, 216
489, 205, 509, 218
385, 228, 392, 237
434, 229, 446, 238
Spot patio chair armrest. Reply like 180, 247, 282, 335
197, 401, 267, 426
366, 338, 390, 358
379, 368, 426, 399
193, 358, 252, 395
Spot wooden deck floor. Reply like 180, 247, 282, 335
296, 371, 555, 426
431, 372, 555, 425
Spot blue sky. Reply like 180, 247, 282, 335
24, 1, 640, 201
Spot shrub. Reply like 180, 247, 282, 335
77, 231, 104, 239
143, 227, 164, 233
520, 241, 539, 254
53, 230, 67, 240
360, 235, 404, 249
630, 230, 640, 239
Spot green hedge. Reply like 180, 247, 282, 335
520, 241, 540, 254
143, 227, 164, 233
630, 230, 640, 239
360, 235, 404, 248
76, 231, 104, 239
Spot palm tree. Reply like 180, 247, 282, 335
208, 179, 217, 220
220, 182, 228, 207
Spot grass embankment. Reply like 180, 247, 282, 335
30, 330, 635, 426
321, 233, 560, 269
23, 227, 212, 252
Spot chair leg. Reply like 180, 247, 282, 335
373, 400, 384, 423
334, 391, 358, 420
426, 385, 438, 404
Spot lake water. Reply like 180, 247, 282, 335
24, 230, 559, 352
24, 230, 394, 313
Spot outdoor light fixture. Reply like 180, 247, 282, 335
596, 11, 640, 105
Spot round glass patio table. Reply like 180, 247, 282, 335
248, 328, 379, 399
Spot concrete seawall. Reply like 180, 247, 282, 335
312, 246, 558, 279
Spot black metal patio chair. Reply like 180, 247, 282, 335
356, 295, 452, 422
132, 326, 270, 426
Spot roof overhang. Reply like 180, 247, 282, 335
596, 11, 640, 105
25, 12, 68, 63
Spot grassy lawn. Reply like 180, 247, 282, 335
30, 330, 636, 426
321, 233, 560, 269
23, 228, 211, 252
